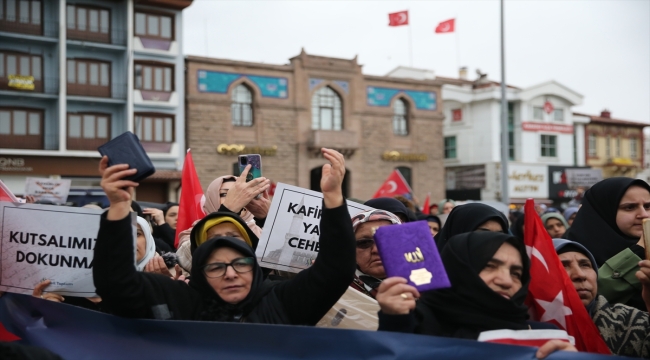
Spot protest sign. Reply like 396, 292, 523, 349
0, 203, 113, 297
24, 177, 72, 204
256, 183, 372, 273
565, 168, 603, 188
0, 180, 19, 202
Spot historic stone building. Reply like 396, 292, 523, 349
185, 50, 445, 201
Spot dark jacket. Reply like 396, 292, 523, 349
93, 203, 355, 325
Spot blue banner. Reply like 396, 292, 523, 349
197, 70, 288, 98
0, 293, 616, 359
367, 86, 437, 110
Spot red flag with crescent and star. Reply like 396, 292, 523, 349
372, 169, 412, 199
523, 199, 610, 354
388, 11, 409, 27
175, 149, 206, 248
435, 18, 455, 33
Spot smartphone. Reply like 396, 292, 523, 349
238, 154, 262, 182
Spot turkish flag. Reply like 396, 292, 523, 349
373, 169, 412, 199
388, 11, 409, 26
175, 149, 206, 248
435, 18, 455, 33
0, 321, 20, 341
422, 193, 430, 214
523, 199, 610, 354
0, 179, 18, 202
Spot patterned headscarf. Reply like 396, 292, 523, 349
351, 209, 402, 231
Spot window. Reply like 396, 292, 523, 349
616, 137, 621, 157
135, 62, 173, 92
508, 102, 515, 160
452, 108, 462, 122
631, 138, 638, 159
67, 113, 110, 150
588, 133, 597, 157
392, 98, 408, 136
0, 0, 42, 35
67, 58, 110, 97
553, 109, 564, 121
134, 11, 173, 40
541, 135, 557, 157
311, 86, 342, 131
135, 114, 174, 143
606, 135, 611, 157
66, 4, 110, 43
444, 136, 457, 159
231, 84, 253, 126
0, 51, 42, 92
0, 107, 43, 149
533, 106, 544, 120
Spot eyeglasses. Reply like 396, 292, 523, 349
356, 238, 376, 250
203, 257, 255, 278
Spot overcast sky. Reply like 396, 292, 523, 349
183, 0, 650, 123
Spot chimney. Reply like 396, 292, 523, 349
601, 109, 611, 118
459, 67, 468, 80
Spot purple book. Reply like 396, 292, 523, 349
374, 220, 451, 292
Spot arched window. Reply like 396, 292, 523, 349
231, 84, 253, 126
393, 98, 408, 136
311, 86, 342, 130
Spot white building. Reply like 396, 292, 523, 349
0, 0, 192, 204
387, 66, 584, 204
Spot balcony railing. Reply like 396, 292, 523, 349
0, 18, 58, 38
67, 81, 127, 100
0, 76, 59, 95
67, 26, 127, 46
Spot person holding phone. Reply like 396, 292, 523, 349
93, 149, 356, 325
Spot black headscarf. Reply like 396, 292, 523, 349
435, 203, 509, 250
364, 197, 415, 222
564, 177, 650, 266
162, 202, 179, 217
189, 237, 277, 322
416, 231, 530, 339
509, 211, 525, 241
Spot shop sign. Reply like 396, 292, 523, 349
216, 144, 278, 156
381, 151, 427, 162
0, 157, 32, 172
8, 75, 35, 90
508, 164, 548, 198
548, 166, 590, 199
521, 122, 573, 134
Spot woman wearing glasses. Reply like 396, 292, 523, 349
93, 148, 356, 325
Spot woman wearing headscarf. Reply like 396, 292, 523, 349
554, 238, 650, 357
435, 203, 509, 250
376, 231, 573, 358
541, 213, 569, 238
93, 149, 356, 325
563, 207, 579, 227
438, 199, 456, 215
564, 177, 650, 311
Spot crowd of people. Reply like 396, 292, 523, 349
3, 147, 650, 359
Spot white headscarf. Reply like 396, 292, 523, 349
135, 216, 157, 271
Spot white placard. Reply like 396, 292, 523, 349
0, 202, 107, 297
565, 168, 603, 188
256, 183, 372, 273
25, 177, 72, 204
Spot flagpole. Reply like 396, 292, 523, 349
408, 12, 413, 67
455, 16, 460, 71
499, 0, 510, 206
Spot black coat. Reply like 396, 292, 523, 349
93, 203, 356, 325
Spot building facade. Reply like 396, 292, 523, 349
0, 0, 191, 204
185, 50, 446, 201
388, 67, 584, 205
577, 110, 646, 178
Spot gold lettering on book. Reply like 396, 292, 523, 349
404, 247, 424, 263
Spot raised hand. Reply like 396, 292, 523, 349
247, 190, 271, 219
99, 155, 138, 220
222, 164, 270, 213
320, 148, 345, 208
376, 277, 420, 315
143, 208, 165, 225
